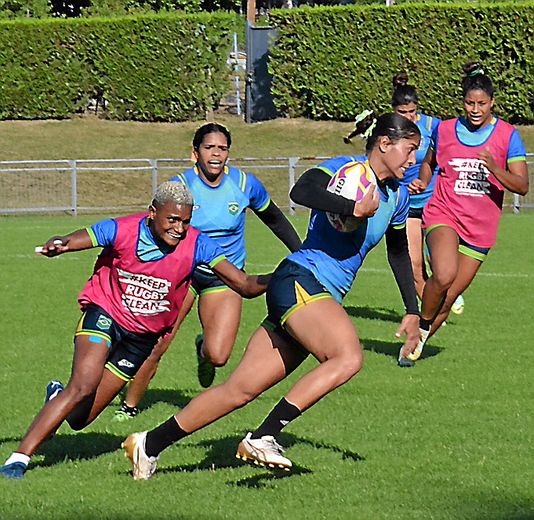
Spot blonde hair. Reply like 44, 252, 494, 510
152, 181, 193, 207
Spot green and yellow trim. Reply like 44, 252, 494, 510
280, 281, 332, 325
105, 362, 131, 382
458, 244, 487, 262
199, 285, 231, 296
86, 227, 98, 247
508, 156, 526, 164
209, 254, 226, 269
256, 197, 271, 213
75, 330, 112, 347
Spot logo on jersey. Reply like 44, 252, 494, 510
449, 158, 491, 197
117, 359, 135, 369
96, 315, 112, 330
117, 269, 172, 316
228, 202, 239, 215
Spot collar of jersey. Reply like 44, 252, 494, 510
136, 217, 174, 261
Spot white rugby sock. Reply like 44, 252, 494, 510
5, 452, 30, 467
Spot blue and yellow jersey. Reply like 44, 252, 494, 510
399, 113, 440, 209
89, 216, 225, 267
169, 165, 270, 269
432, 116, 527, 162
287, 155, 410, 302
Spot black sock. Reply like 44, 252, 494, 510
420, 318, 433, 331
145, 417, 189, 457
251, 398, 301, 439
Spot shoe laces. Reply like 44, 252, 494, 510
260, 436, 285, 454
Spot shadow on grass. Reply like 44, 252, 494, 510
138, 388, 194, 412
360, 338, 443, 361
30, 432, 123, 467
345, 305, 403, 323
157, 431, 364, 487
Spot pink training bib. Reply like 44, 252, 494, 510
423, 117, 514, 248
79, 213, 200, 335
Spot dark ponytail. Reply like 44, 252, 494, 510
461, 61, 494, 99
366, 113, 420, 153
344, 109, 376, 144
391, 72, 419, 107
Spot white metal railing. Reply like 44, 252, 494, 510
0, 154, 532, 216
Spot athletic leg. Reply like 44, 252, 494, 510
198, 289, 242, 367
195, 288, 242, 387
406, 216, 427, 299
16, 335, 110, 456
119, 290, 196, 412
429, 252, 482, 335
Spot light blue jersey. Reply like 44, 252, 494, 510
287, 155, 410, 302
399, 113, 440, 209
169, 165, 270, 269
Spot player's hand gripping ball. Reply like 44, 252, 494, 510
326, 161, 376, 232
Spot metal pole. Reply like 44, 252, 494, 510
247, 0, 256, 24
288, 157, 298, 215
69, 159, 77, 216
513, 193, 520, 214
234, 32, 242, 116
150, 159, 158, 196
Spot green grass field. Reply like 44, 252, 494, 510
1, 211, 533, 519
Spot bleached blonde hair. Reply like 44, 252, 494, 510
152, 181, 193, 207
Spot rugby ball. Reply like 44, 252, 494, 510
326, 161, 376, 232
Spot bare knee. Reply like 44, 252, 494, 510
331, 348, 363, 386
431, 268, 456, 293
203, 344, 232, 367
64, 380, 97, 403
220, 381, 260, 409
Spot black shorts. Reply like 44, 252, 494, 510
262, 259, 333, 355
75, 304, 159, 381
408, 207, 424, 219
190, 265, 231, 297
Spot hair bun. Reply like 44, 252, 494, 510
392, 72, 409, 88
463, 61, 484, 77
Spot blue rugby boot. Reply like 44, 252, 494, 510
0, 462, 27, 480
45, 380, 64, 403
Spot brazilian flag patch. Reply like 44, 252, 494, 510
96, 315, 112, 330
228, 202, 239, 215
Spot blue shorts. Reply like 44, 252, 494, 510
190, 265, 231, 297
75, 304, 159, 381
408, 207, 424, 220
262, 259, 333, 354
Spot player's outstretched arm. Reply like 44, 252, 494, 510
254, 200, 302, 253
212, 259, 271, 298
35, 229, 94, 257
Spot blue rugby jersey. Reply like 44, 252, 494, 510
169, 165, 270, 269
287, 155, 410, 302
398, 113, 440, 209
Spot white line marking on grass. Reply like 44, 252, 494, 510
245, 263, 533, 279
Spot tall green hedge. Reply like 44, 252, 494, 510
268, 2, 534, 123
0, 12, 239, 121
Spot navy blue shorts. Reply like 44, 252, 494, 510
408, 207, 424, 219
75, 304, 159, 381
190, 265, 230, 296
262, 259, 333, 354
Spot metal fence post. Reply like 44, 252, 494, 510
150, 159, 158, 196
513, 193, 520, 214
288, 157, 299, 216
69, 160, 77, 216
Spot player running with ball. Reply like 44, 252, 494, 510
123, 113, 423, 480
